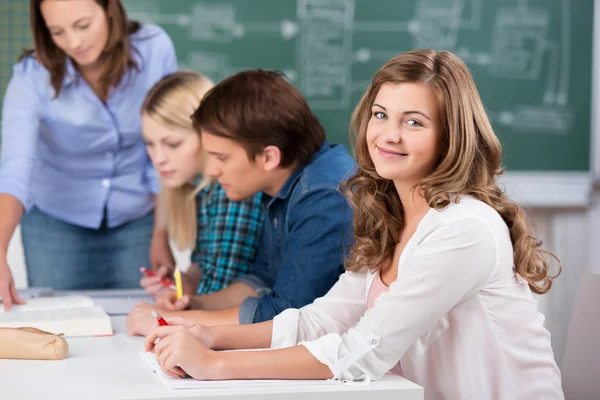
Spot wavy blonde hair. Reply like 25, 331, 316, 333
142, 71, 215, 250
342, 49, 560, 294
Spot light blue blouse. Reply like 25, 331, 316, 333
0, 24, 177, 228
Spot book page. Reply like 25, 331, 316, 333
0, 296, 95, 313
139, 351, 340, 390
0, 305, 113, 337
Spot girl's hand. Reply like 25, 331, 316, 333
155, 291, 191, 311
140, 265, 173, 297
127, 302, 162, 336
145, 325, 221, 380
162, 316, 214, 348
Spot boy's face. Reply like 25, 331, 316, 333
201, 132, 268, 201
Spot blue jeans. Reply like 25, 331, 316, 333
21, 207, 153, 290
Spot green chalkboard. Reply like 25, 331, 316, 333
0, 0, 594, 172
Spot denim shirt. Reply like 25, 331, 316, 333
236, 141, 356, 323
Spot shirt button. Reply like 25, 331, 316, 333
371, 339, 378, 344
106, 152, 113, 157
273, 218, 278, 228
102, 179, 111, 188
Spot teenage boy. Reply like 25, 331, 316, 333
128, 70, 355, 335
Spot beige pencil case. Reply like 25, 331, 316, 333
0, 327, 69, 360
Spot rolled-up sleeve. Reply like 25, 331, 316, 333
0, 61, 43, 211
237, 244, 273, 324
298, 216, 498, 381
238, 296, 260, 325
235, 225, 274, 324
236, 274, 271, 297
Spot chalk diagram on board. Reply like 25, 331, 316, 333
126, 0, 573, 135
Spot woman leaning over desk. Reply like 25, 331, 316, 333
0, 0, 178, 311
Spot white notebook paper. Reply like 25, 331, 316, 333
0, 296, 113, 337
139, 351, 341, 390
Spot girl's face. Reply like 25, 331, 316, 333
366, 82, 444, 186
40, 0, 110, 69
142, 114, 205, 188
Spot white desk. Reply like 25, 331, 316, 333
1, 316, 424, 400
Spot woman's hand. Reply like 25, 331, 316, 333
0, 259, 24, 312
145, 325, 221, 380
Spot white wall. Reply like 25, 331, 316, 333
530, 207, 594, 366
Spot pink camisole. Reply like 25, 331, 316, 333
366, 271, 390, 310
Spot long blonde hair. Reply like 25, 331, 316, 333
342, 49, 560, 294
142, 71, 215, 250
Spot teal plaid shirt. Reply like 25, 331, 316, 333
191, 183, 263, 294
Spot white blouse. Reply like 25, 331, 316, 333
271, 196, 563, 400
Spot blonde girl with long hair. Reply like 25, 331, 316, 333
142, 51, 563, 399
127, 71, 263, 334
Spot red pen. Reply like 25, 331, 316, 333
139, 266, 176, 289
150, 309, 169, 326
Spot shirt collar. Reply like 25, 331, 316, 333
269, 140, 330, 202
62, 57, 78, 87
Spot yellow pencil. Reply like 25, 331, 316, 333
174, 266, 183, 299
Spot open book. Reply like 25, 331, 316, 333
140, 351, 341, 390
0, 296, 113, 337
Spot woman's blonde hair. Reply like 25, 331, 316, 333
142, 70, 215, 250
342, 49, 560, 295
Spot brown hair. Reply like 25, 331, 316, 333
22, 0, 140, 98
342, 49, 560, 295
142, 71, 215, 250
191, 69, 325, 168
